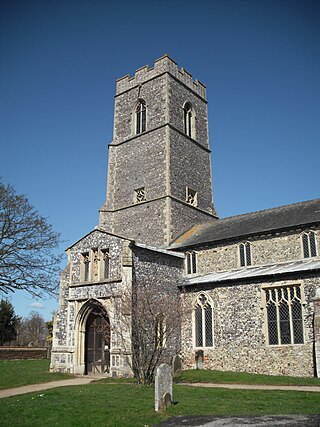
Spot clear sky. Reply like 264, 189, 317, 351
1, 0, 319, 320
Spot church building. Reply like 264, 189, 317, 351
51, 55, 320, 378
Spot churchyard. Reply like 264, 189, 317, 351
0, 360, 319, 426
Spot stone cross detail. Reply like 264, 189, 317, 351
155, 363, 172, 411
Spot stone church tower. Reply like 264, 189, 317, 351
99, 54, 217, 246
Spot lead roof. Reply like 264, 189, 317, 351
170, 198, 320, 249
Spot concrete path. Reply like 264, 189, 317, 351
1, 378, 320, 399
0, 377, 94, 399
181, 382, 320, 393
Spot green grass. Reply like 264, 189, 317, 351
0, 359, 74, 390
0, 361, 319, 426
174, 369, 320, 386
0, 383, 319, 427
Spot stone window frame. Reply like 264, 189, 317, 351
134, 98, 147, 135
100, 248, 111, 281
133, 187, 146, 204
80, 248, 112, 283
183, 101, 196, 139
238, 241, 252, 267
80, 251, 90, 282
186, 187, 198, 207
193, 292, 214, 349
300, 230, 318, 259
261, 282, 306, 347
186, 250, 197, 275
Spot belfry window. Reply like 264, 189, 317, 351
136, 100, 146, 134
186, 187, 198, 207
184, 102, 193, 137
301, 231, 317, 258
194, 293, 213, 348
239, 242, 252, 267
265, 285, 304, 346
186, 251, 197, 275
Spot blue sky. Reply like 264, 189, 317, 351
1, 0, 319, 320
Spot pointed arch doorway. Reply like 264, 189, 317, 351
85, 306, 110, 374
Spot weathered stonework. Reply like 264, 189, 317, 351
181, 275, 319, 377
196, 227, 320, 275
52, 56, 320, 380
99, 55, 216, 246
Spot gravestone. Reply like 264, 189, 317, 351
172, 355, 181, 374
155, 363, 172, 411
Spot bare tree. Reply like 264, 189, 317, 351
0, 180, 62, 297
16, 311, 47, 346
118, 284, 187, 385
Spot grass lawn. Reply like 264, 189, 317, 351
0, 359, 74, 389
0, 360, 319, 426
0, 382, 319, 427
174, 369, 320, 386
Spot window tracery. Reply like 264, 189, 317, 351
186, 187, 198, 207
135, 99, 146, 134
301, 231, 317, 258
265, 285, 304, 346
184, 102, 193, 137
134, 187, 146, 203
186, 251, 197, 275
239, 242, 252, 267
194, 293, 213, 348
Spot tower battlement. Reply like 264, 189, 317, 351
116, 54, 207, 99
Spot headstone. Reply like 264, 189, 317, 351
155, 363, 172, 411
172, 355, 181, 374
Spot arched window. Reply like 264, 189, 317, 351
135, 99, 146, 134
194, 293, 213, 348
239, 242, 252, 267
301, 231, 317, 258
265, 285, 304, 345
186, 251, 197, 275
184, 102, 193, 137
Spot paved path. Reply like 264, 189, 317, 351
181, 382, 320, 393
1, 379, 320, 426
0, 377, 94, 399
1, 378, 320, 399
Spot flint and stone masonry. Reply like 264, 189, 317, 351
51, 55, 320, 378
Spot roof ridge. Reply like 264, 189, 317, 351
220, 198, 320, 221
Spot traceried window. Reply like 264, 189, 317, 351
194, 293, 213, 348
239, 242, 252, 267
81, 252, 90, 282
302, 231, 317, 258
134, 187, 146, 204
186, 251, 197, 275
186, 187, 198, 207
265, 285, 304, 346
184, 102, 193, 137
101, 249, 110, 280
136, 99, 146, 134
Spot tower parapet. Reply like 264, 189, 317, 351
116, 54, 207, 100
